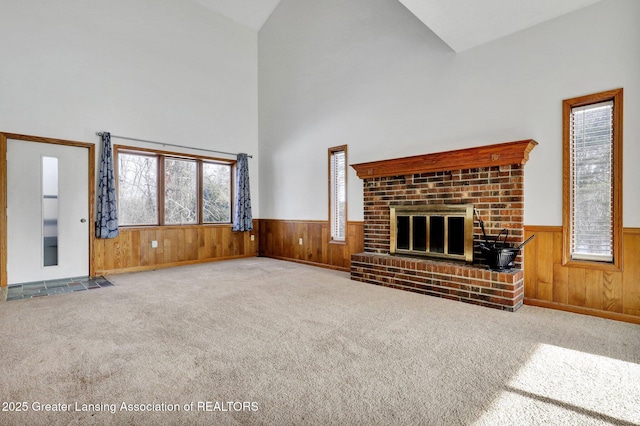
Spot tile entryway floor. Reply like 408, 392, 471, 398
5, 276, 114, 301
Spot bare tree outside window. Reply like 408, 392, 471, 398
164, 158, 197, 224
117, 148, 233, 226
203, 162, 231, 223
118, 153, 158, 225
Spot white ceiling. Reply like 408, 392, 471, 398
194, 0, 603, 52
193, 0, 283, 31
397, 0, 604, 52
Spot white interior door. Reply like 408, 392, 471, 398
7, 139, 89, 284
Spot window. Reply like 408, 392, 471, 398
202, 162, 231, 223
118, 152, 158, 225
563, 88, 623, 269
116, 146, 233, 226
329, 145, 347, 242
164, 158, 197, 224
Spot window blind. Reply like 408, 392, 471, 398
570, 100, 614, 262
330, 150, 346, 241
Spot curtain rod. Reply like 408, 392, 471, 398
95, 132, 252, 158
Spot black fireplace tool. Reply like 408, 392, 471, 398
474, 208, 535, 270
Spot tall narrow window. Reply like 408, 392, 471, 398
329, 145, 347, 242
563, 88, 623, 269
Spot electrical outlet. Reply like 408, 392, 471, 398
250, 234, 255, 241
299, 238, 303, 245
151, 240, 158, 248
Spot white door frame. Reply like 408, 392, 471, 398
0, 132, 95, 287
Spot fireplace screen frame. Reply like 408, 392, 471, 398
389, 204, 474, 262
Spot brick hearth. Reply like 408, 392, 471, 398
351, 253, 524, 311
350, 140, 537, 311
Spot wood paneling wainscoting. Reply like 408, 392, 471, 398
524, 226, 640, 324
258, 220, 364, 272
95, 222, 259, 275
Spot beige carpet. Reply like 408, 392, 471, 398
0, 257, 638, 425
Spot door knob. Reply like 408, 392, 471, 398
80, 218, 87, 223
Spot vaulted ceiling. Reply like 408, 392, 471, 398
396, 0, 604, 52
194, 0, 604, 52
193, 0, 283, 31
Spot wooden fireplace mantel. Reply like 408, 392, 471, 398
351, 139, 538, 179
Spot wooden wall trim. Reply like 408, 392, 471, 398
114, 144, 236, 164
258, 219, 364, 271
351, 139, 537, 179
257, 219, 328, 224
2, 132, 95, 149
88, 143, 96, 278
256, 219, 366, 225
525, 225, 563, 232
262, 255, 351, 273
94, 221, 260, 276
526, 225, 639, 235
98, 253, 257, 276
0, 134, 7, 287
525, 298, 640, 325
524, 225, 640, 323
119, 223, 243, 231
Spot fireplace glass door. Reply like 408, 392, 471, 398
390, 204, 474, 262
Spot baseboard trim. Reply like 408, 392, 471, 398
524, 298, 640, 325
258, 254, 350, 273
96, 254, 258, 276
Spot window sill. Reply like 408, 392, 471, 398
562, 258, 622, 273
117, 223, 233, 231
329, 239, 347, 246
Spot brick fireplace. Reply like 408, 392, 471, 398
350, 140, 537, 311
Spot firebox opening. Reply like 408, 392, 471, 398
390, 204, 474, 262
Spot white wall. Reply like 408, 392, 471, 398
0, 0, 260, 216
258, 0, 640, 227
